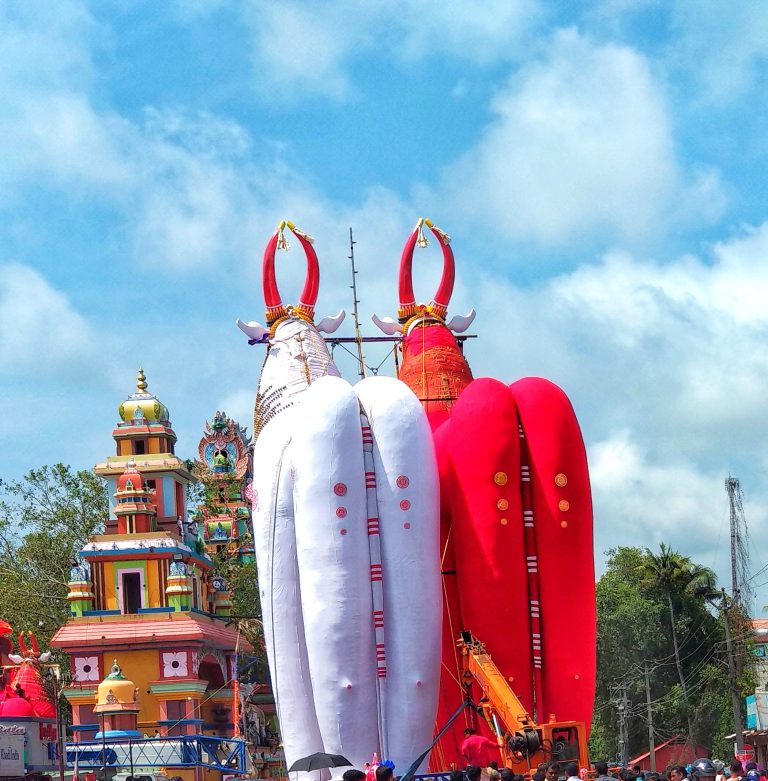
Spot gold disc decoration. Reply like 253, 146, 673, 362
500, 518, 508, 526
558, 499, 570, 511
494, 471, 508, 486
497, 498, 509, 511
555, 473, 568, 487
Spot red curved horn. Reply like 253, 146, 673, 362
27, 631, 39, 656
397, 224, 419, 320
427, 222, 455, 319
294, 229, 319, 315
397, 219, 455, 321
262, 228, 283, 319
17, 632, 28, 657
262, 222, 319, 322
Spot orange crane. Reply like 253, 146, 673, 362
458, 631, 590, 776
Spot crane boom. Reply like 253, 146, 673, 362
458, 632, 589, 776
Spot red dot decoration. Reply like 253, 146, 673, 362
336, 507, 347, 518
403, 522, 411, 530
400, 499, 411, 511
333, 482, 347, 496
339, 528, 347, 536
396, 475, 409, 489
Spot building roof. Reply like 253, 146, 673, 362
50, 613, 251, 652
628, 735, 708, 765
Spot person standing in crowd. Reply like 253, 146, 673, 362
730, 761, 744, 781
540, 763, 558, 781
461, 728, 500, 769
376, 764, 394, 781
466, 766, 483, 781
594, 760, 613, 781
690, 759, 717, 781
565, 762, 580, 781
714, 762, 726, 781
670, 766, 688, 781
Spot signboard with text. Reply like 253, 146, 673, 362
0, 732, 24, 776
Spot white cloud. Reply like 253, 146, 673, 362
588, 430, 729, 564
669, 2, 768, 104
441, 29, 725, 248
239, 0, 541, 100
0, 263, 96, 374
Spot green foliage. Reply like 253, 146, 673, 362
594, 545, 745, 764
210, 550, 267, 680
0, 464, 107, 646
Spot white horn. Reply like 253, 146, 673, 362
236, 319, 269, 343
372, 314, 404, 335
7, 654, 23, 664
446, 308, 476, 333
315, 309, 346, 334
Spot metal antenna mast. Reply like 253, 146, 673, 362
726, 476, 752, 612
348, 227, 366, 380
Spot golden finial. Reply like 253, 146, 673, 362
136, 368, 148, 392
276, 221, 290, 251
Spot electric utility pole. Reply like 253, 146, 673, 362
645, 662, 656, 771
613, 682, 630, 766
722, 588, 746, 752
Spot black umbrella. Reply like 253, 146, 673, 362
288, 752, 353, 772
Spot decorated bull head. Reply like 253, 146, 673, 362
8, 630, 51, 664
5, 630, 56, 718
236, 220, 345, 439
372, 218, 475, 427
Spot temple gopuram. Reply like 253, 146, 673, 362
194, 412, 255, 564
50, 371, 253, 781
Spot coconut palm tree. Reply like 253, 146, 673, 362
637, 543, 716, 740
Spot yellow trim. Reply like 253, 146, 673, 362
402, 306, 446, 331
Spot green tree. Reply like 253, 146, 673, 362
594, 546, 725, 761
637, 544, 715, 701
0, 464, 107, 645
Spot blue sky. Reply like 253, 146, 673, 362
2, 0, 768, 608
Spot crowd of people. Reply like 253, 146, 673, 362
333, 735, 764, 781
593, 758, 767, 781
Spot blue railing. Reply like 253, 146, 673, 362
65, 735, 248, 774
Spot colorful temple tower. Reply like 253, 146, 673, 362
95, 368, 193, 536
50, 371, 249, 781
195, 412, 255, 563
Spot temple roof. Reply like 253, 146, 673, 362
50, 613, 250, 652
118, 368, 170, 426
